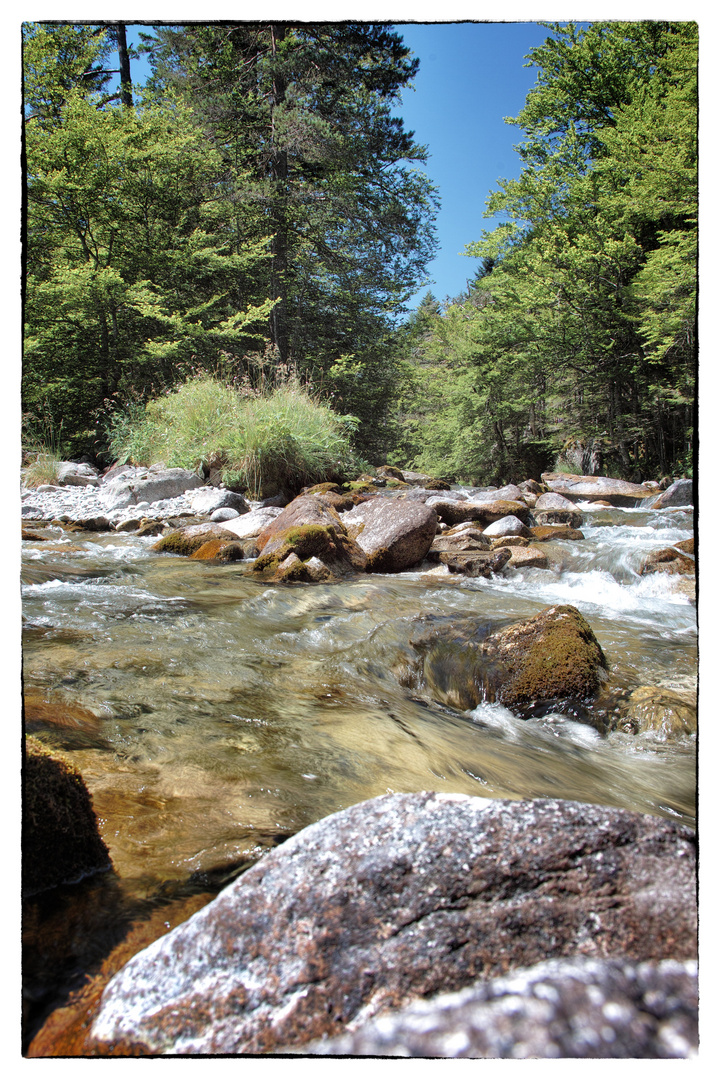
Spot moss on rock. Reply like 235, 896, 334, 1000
152, 528, 236, 557
189, 539, 247, 561
23, 737, 112, 896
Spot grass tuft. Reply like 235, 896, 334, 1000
108, 375, 363, 497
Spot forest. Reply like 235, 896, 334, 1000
22, 21, 697, 486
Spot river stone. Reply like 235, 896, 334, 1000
305, 958, 698, 1058
429, 499, 532, 528
541, 473, 659, 508
651, 478, 693, 509
532, 508, 584, 529
428, 534, 491, 556
56, 461, 101, 487
23, 737, 112, 897
218, 506, 283, 539
151, 523, 239, 556
341, 498, 437, 572
100, 468, 203, 511
88, 792, 697, 1056
621, 686, 697, 738
505, 544, 549, 570
492, 483, 525, 502
534, 491, 578, 511
437, 549, 512, 578
530, 525, 585, 542
190, 488, 250, 516
641, 547, 695, 576
518, 479, 547, 495
210, 507, 240, 522
256, 494, 343, 551
482, 514, 529, 537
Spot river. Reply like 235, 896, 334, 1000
21, 494, 697, 1046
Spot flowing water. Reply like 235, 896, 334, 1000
21, 498, 697, 1045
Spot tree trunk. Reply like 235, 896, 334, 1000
269, 24, 289, 368
115, 24, 133, 109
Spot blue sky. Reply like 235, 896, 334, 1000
124, 21, 549, 312
394, 22, 551, 307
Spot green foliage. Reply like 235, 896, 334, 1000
396, 21, 696, 482
108, 374, 363, 496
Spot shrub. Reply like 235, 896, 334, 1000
108, 375, 363, 496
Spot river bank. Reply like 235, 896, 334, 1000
21, 464, 697, 1055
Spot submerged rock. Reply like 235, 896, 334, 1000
412, 604, 607, 715
23, 737, 112, 897
621, 686, 697, 738
305, 958, 698, 1057
89, 792, 697, 1056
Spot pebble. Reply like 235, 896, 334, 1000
20, 483, 262, 527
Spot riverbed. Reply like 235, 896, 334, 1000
21, 495, 697, 1045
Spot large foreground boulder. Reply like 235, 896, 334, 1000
252, 494, 366, 574
341, 497, 437, 572
23, 737, 112, 896
306, 957, 698, 1058
411, 604, 608, 714
89, 792, 696, 1055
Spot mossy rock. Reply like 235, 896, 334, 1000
189, 539, 247, 562
342, 481, 379, 494
411, 604, 607, 718
488, 605, 608, 711
422, 478, 451, 491
151, 528, 235, 557
23, 737, 112, 896
300, 482, 343, 496
619, 686, 697, 739
375, 464, 405, 481
254, 522, 365, 575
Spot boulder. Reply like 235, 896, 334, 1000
374, 465, 405, 482
492, 483, 526, 502
651, 478, 693, 509
189, 488, 250, 516
541, 473, 660, 507
518, 479, 547, 495
210, 507, 240, 523
532, 508, 584, 529
56, 461, 100, 487
641, 548, 695, 576
436, 549, 512, 578
505, 544, 549, 571
256, 495, 342, 551
428, 534, 491, 557
621, 686, 697, 738
429, 499, 531, 528
530, 525, 585, 542
151, 523, 240, 557
89, 792, 697, 1056
341, 498, 437, 573
219, 506, 283, 540
100, 467, 203, 511
534, 491, 578, 511
412, 604, 607, 715
306, 957, 698, 1058
675, 537, 694, 555
23, 736, 112, 896
251, 495, 366, 573
482, 514, 529, 538
189, 539, 247, 562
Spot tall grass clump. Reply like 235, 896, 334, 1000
108, 375, 363, 496
22, 406, 65, 487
